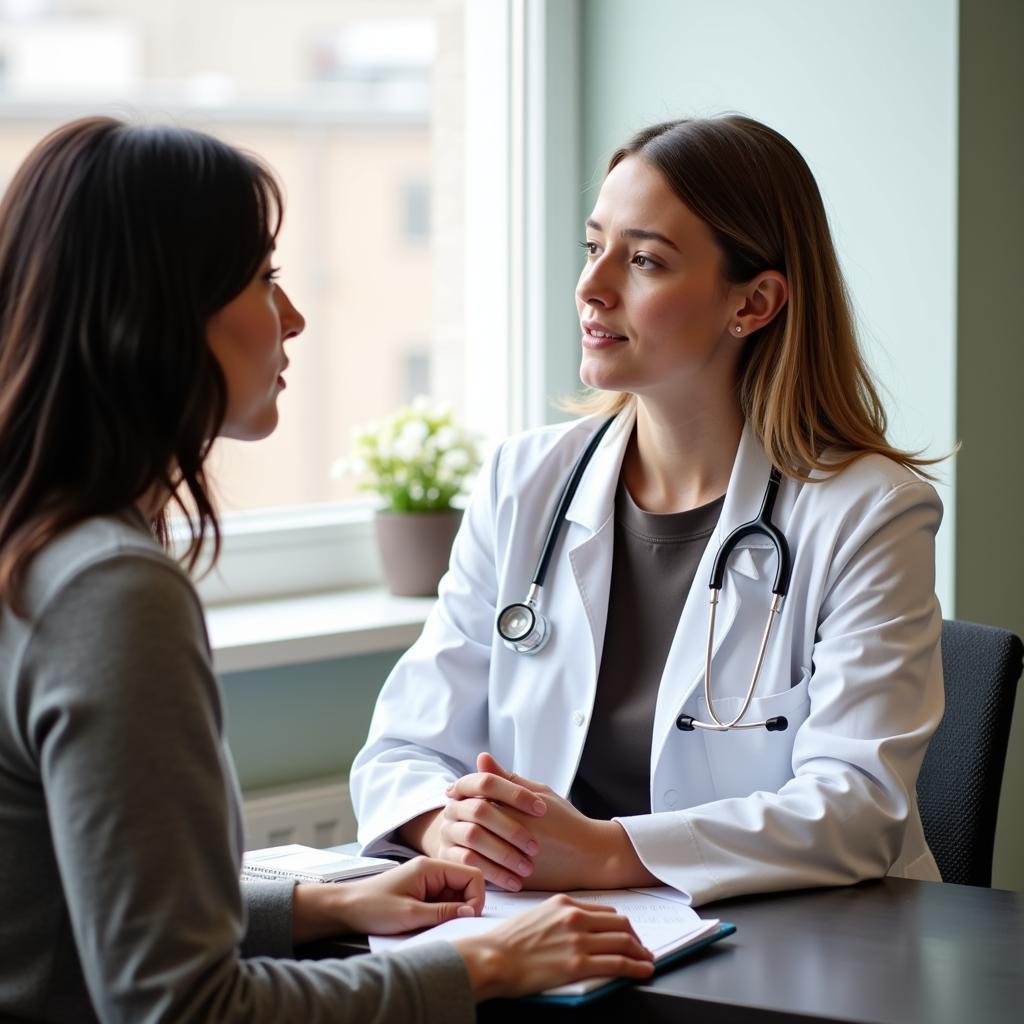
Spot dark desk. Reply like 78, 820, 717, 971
480, 877, 1023, 1024
310, 877, 1022, 1023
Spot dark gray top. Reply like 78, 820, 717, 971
571, 482, 724, 820
0, 510, 474, 1024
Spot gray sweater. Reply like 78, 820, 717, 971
0, 510, 474, 1023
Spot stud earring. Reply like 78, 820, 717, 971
734, 325, 743, 334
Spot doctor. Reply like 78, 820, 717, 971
351, 115, 946, 906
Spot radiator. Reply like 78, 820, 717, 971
242, 776, 357, 851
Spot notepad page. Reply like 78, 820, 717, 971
369, 885, 719, 995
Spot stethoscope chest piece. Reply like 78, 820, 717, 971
497, 587, 550, 654
495, 416, 616, 657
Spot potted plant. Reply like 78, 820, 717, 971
338, 397, 482, 596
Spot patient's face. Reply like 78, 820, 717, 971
206, 255, 305, 441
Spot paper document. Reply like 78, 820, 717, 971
370, 886, 720, 997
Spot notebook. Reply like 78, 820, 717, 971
241, 843, 397, 884
370, 886, 734, 1004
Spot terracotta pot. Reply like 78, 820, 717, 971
374, 509, 463, 597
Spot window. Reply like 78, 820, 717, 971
402, 348, 432, 403
0, 0, 470, 513
401, 179, 431, 243
0, 0, 575, 604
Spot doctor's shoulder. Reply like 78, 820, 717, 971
790, 447, 944, 546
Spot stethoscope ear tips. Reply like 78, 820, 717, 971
676, 713, 789, 732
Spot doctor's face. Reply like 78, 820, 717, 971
575, 156, 743, 399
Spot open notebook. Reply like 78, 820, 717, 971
370, 886, 734, 1004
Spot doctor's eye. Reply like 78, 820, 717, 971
631, 253, 660, 270
263, 265, 281, 284
578, 240, 598, 257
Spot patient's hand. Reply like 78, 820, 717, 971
291, 856, 486, 943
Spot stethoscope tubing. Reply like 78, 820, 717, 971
530, 415, 616, 590
497, 414, 795, 734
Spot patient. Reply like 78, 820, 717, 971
0, 117, 653, 1022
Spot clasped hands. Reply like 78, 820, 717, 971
293, 769, 656, 997
411, 752, 655, 892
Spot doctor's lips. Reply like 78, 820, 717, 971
581, 319, 628, 349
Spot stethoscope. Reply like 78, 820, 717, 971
496, 415, 794, 733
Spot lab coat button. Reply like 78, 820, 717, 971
572, 710, 585, 727
664, 789, 678, 807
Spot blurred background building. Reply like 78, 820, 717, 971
0, 0, 465, 511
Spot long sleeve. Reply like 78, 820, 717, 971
240, 880, 298, 958
8, 549, 474, 1024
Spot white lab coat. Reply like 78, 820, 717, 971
351, 406, 944, 905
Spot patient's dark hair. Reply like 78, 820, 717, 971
0, 116, 282, 610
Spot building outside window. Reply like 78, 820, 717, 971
0, 0, 468, 518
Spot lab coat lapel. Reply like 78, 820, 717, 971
650, 422, 774, 757
563, 408, 635, 673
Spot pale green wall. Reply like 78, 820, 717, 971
222, 651, 399, 791
956, 0, 1024, 892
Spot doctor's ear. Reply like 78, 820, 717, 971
731, 270, 788, 336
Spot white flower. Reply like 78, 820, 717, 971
402, 419, 429, 443
393, 422, 428, 461
440, 448, 470, 472
337, 397, 480, 509
433, 425, 456, 451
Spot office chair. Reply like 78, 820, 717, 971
916, 619, 1023, 887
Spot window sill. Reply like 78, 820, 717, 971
206, 586, 435, 674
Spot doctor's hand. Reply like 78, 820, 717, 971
469, 753, 660, 891
291, 856, 486, 944
399, 768, 550, 891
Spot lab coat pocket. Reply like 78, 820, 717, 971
700, 669, 811, 800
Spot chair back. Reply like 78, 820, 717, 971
917, 619, 1022, 886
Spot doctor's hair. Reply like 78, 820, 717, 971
0, 116, 282, 612
568, 115, 942, 480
